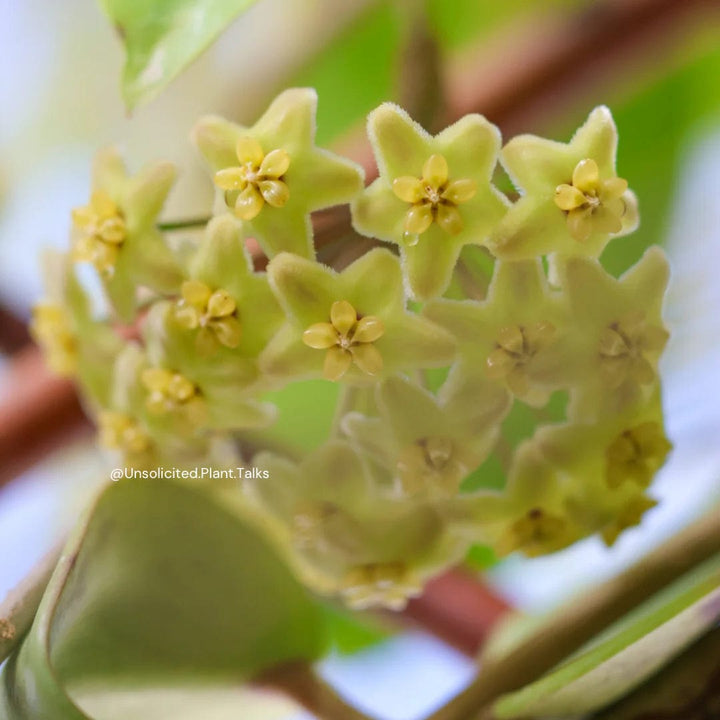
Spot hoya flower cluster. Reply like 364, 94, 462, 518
31, 89, 671, 611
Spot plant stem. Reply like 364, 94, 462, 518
0, 542, 63, 663
157, 217, 211, 231
396, 0, 444, 133
256, 661, 378, 720
423, 508, 720, 720
330, 386, 375, 438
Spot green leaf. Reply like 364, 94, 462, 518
0, 478, 327, 719
322, 604, 393, 655
249, 379, 340, 454
492, 553, 720, 718
99, 0, 259, 109
291, 2, 401, 144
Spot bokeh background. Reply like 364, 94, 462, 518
1, 1, 720, 718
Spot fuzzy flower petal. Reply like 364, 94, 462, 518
192, 88, 364, 260
352, 104, 509, 300
491, 106, 638, 260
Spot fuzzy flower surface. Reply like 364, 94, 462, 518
491, 106, 638, 260
352, 103, 509, 300
343, 375, 509, 499
70, 148, 182, 320
193, 88, 364, 259
248, 441, 469, 609
260, 249, 456, 385
425, 258, 571, 408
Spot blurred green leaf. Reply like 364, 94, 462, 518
322, 605, 393, 655
0, 478, 326, 719
253, 379, 340, 454
492, 554, 720, 719
427, 0, 585, 49
603, 40, 720, 275
464, 543, 498, 571
99, 0, 258, 109
292, 2, 401, 144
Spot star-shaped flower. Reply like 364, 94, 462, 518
70, 148, 183, 321
249, 441, 464, 609
424, 258, 571, 407
557, 246, 670, 421
171, 215, 284, 359
259, 249, 456, 385
31, 251, 123, 408
467, 397, 665, 557
490, 106, 639, 260
530, 392, 670, 547
475, 440, 585, 558
342, 374, 509, 499
192, 88, 364, 260
351, 103, 509, 300
105, 344, 235, 467
541, 395, 672, 493
142, 299, 278, 433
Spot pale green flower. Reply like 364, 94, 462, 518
70, 148, 183, 321
425, 258, 572, 407
192, 88, 364, 259
532, 392, 670, 547
105, 344, 235, 468
352, 103, 509, 300
259, 249, 456, 385
342, 374, 509, 499
172, 215, 284, 359
557, 246, 670, 422
478, 440, 586, 558
455, 387, 669, 557
490, 106, 638, 260
249, 441, 466, 609
141, 300, 278, 432
31, 251, 123, 408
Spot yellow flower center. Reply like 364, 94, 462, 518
396, 437, 465, 495
30, 303, 78, 375
554, 158, 629, 242
605, 422, 672, 489
485, 322, 556, 396
340, 561, 422, 610
98, 411, 151, 455
174, 280, 242, 354
71, 190, 127, 274
141, 367, 206, 425
598, 311, 668, 388
214, 136, 291, 221
392, 153, 476, 240
498, 507, 570, 557
302, 300, 385, 381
